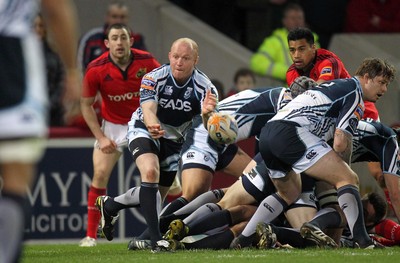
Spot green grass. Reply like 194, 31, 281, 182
22, 243, 400, 263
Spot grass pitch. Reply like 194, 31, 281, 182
22, 242, 400, 263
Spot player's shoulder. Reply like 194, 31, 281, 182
86, 52, 110, 71
319, 76, 352, 84
192, 68, 213, 86
143, 64, 169, 79
315, 78, 359, 98
316, 48, 342, 62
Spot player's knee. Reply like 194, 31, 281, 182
341, 169, 359, 186
141, 166, 160, 182
276, 191, 300, 206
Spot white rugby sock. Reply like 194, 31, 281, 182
175, 189, 224, 216
0, 198, 24, 263
241, 194, 287, 237
183, 203, 221, 225
114, 186, 140, 206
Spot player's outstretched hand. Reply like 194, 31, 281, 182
147, 124, 165, 139
202, 90, 217, 115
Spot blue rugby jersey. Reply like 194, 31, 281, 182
131, 64, 217, 141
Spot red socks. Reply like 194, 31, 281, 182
86, 186, 106, 238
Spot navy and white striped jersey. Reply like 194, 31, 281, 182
271, 77, 364, 141
219, 87, 291, 141
0, 0, 47, 138
353, 119, 399, 176
130, 64, 217, 141
0, 0, 38, 37
180, 87, 291, 172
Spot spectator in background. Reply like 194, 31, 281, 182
345, 0, 400, 33
77, 0, 146, 72
34, 13, 66, 127
226, 68, 256, 97
250, 3, 318, 83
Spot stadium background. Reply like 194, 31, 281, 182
25, 0, 400, 242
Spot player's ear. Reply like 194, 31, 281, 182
363, 73, 371, 82
130, 36, 134, 46
104, 39, 110, 48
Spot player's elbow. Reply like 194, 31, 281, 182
333, 140, 347, 153
333, 129, 352, 153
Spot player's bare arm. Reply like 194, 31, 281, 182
201, 90, 218, 129
142, 101, 165, 139
333, 128, 353, 164
80, 96, 117, 153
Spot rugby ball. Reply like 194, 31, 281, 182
207, 113, 238, 144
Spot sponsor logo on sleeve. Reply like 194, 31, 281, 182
320, 66, 332, 76
354, 104, 364, 120
141, 76, 156, 90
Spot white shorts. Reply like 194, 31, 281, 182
259, 121, 332, 179
180, 116, 236, 173
293, 191, 317, 209
0, 138, 45, 163
181, 123, 219, 171
95, 120, 128, 152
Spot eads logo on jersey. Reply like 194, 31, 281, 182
136, 68, 147, 78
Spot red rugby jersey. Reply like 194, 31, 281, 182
83, 48, 160, 124
286, 48, 379, 120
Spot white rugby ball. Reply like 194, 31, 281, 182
207, 113, 238, 144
